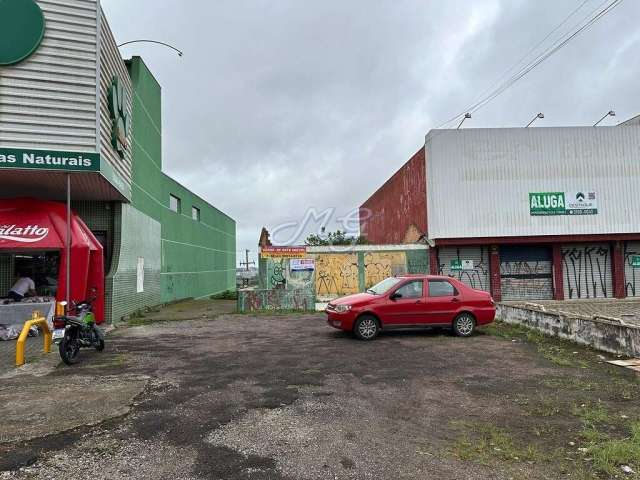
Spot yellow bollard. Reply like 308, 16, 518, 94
15, 311, 53, 367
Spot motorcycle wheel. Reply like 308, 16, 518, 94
59, 338, 80, 365
95, 338, 105, 351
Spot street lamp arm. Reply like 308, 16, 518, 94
117, 40, 183, 57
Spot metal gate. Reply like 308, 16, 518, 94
500, 245, 553, 301
561, 243, 612, 299
437, 246, 490, 292
624, 241, 640, 297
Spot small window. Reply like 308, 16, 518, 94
429, 280, 457, 297
169, 194, 181, 213
192, 206, 200, 221
394, 280, 423, 299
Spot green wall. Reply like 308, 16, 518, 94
126, 56, 236, 305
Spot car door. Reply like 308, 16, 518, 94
376, 279, 427, 326
425, 279, 460, 324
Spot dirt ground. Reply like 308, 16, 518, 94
1, 299, 639, 480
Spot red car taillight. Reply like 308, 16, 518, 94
53, 318, 66, 329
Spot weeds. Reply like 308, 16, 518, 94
585, 422, 640, 477
210, 290, 237, 300
450, 422, 541, 465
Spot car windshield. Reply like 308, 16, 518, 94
366, 277, 402, 295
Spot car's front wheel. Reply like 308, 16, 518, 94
354, 315, 380, 341
452, 313, 475, 337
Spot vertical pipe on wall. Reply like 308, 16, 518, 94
66, 174, 71, 306
611, 241, 626, 299
429, 247, 439, 275
552, 244, 564, 300
489, 245, 501, 302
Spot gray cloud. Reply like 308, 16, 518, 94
103, 0, 640, 264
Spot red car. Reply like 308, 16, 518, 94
326, 274, 496, 340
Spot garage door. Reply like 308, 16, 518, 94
437, 246, 490, 292
561, 243, 612, 299
500, 245, 553, 301
624, 241, 640, 297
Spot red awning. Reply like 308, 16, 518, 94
0, 198, 105, 323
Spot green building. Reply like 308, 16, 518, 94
0, 1, 235, 323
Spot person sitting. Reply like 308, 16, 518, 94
8, 271, 36, 302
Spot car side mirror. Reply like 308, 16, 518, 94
390, 292, 402, 300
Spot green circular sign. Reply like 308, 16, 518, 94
0, 0, 45, 66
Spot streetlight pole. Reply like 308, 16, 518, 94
525, 113, 544, 128
456, 113, 471, 129
593, 110, 615, 126
117, 40, 183, 57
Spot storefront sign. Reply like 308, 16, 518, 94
290, 258, 315, 271
529, 191, 597, 216
451, 259, 473, 271
109, 75, 131, 159
632, 256, 640, 268
0, 0, 45, 66
0, 148, 100, 172
260, 246, 307, 258
0, 224, 49, 243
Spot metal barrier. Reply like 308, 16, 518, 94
15, 311, 52, 367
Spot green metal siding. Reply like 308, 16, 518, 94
106, 203, 161, 323
126, 56, 236, 306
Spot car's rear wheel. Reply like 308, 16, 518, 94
354, 315, 380, 341
452, 313, 475, 337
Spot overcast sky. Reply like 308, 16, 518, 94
103, 0, 640, 266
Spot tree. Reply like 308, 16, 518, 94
304, 229, 368, 246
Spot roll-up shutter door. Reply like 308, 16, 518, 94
500, 245, 553, 301
561, 243, 612, 299
624, 241, 640, 297
437, 246, 490, 292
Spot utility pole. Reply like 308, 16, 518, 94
239, 249, 255, 271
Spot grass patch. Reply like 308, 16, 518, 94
585, 422, 640, 477
485, 321, 590, 368
572, 401, 610, 426
450, 421, 541, 465
210, 290, 237, 300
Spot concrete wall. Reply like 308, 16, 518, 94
497, 303, 640, 357
259, 245, 429, 299
237, 289, 315, 312
359, 148, 426, 244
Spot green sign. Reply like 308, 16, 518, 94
0, 0, 45, 66
632, 256, 640, 268
108, 76, 131, 159
0, 148, 100, 172
529, 191, 598, 216
450, 259, 462, 271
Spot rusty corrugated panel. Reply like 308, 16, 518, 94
359, 148, 427, 244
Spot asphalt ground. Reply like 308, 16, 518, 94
1, 299, 639, 479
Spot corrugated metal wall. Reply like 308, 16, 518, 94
359, 148, 427, 244
561, 243, 612, 299
499, 245, 553, 300
437, 246, 490, 292
426, 127, 640, 239
0, 0, 98, 151
98, 8, 132, 184
624, 241, 640, 297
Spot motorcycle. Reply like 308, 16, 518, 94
52, 289, 105, 365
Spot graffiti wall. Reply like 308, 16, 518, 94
624, 241, 640, 297
265, 257, 315, 291
561, 244, 612, 299
437, 246, 490, 292
314, 253, 359, 296
500, 261, 553, 300
363, 251, 407, 288
237, 288, 315, 312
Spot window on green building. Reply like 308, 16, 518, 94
192, 206, 200, 221
169, 194, 181, 213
